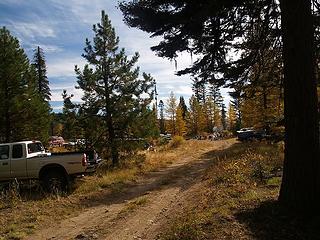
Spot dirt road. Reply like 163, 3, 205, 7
26, 139, 236, 240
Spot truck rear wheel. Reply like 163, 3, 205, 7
42, 170, 68, 194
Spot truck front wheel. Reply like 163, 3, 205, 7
42, 170, 68, 194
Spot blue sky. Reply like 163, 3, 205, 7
0, 0, 230, 111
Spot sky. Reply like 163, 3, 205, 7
0, 0, 230, 112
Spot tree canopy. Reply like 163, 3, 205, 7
75, 11, 156, 165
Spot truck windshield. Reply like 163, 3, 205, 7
27, 142, 44, 154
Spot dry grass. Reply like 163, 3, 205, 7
159, 141, 320, 240
0, 139, 221, 240
119, 196, 148, 215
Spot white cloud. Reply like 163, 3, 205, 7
10, 22, 56, 40
50, 84, 83, 102
39, 44, 63, 53
175, 85, 194, 96
47, 56, 86, 77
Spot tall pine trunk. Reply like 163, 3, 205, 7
104, 80, 119, 166
279, 0, 320, 216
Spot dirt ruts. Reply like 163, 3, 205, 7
26, 139, 236, 240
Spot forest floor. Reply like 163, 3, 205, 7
1, 139, 320, 240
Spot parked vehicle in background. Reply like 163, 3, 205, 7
0, 140, 101, 192
49, 136, 65, 147
160, 133, 172, 140
237, 128, 266, 141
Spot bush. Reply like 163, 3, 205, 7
169, 136, 185, 148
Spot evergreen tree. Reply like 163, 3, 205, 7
158, 100, 165, 134
204, 96, 214, 132
221, 102, 227, 130
130, 104, 159, 139
19, 65, 51, 143
208, 83, 223, 129
75, 11, 153, 165
32, 46, 51, 101
165, 91, 177, 135
61, 90, 81, 140
208, 83, 223, 108
0, 28, 51, 143
192, 77, 206, 103
0, 27, 31, 142
178, 96, 188, 120
230, 91, 242, 130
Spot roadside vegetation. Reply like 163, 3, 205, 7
159, 141, 320, 240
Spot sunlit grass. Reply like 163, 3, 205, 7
1, 139, 226, 239
160, 141, 284, 240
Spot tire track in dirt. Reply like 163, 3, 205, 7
25, 139, 236, 240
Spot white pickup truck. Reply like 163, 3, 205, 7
0, 140, 101, 192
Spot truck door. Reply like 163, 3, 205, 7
10, 144, 27, 178
0, 145, 10, 180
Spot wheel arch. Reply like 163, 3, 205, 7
39, 164, 68, 181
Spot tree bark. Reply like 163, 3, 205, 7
279, 0, 320, 216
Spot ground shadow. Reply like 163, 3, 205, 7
236, 200, 320, 240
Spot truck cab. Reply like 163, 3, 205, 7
0, 141, 48, 180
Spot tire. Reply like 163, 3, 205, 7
42, 170, 67, 194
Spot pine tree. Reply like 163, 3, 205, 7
75, 11, 153, 165
165, 92, 177, 135
158, 100, 165, 134
204, 96, 214, 133
230, 91, 242, 130
18, 65, 51, 143
61, 90, 82, 141
130, 104, 159, 139
192, 77, 206, 103
0, 28, 51, 143
221, 102, 227, 130
0, 27, 31, 142
208, 83, 223, 129
178, 96, 188, 120
32, 46, 51, 101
